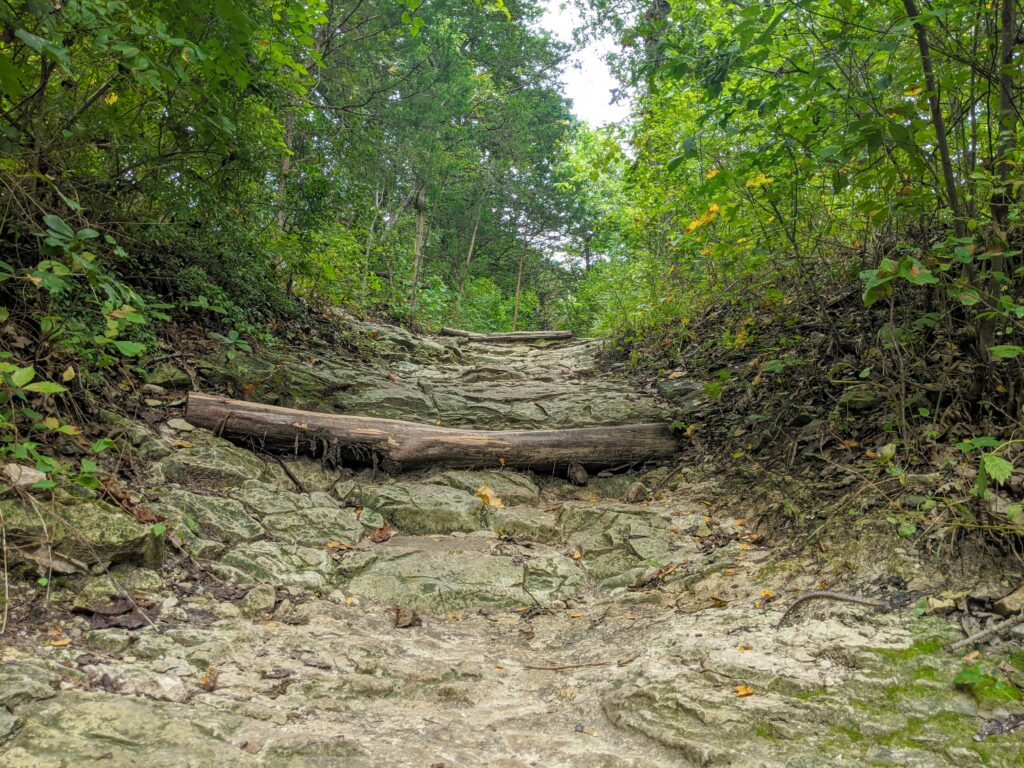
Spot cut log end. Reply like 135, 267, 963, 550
185, 392, 678, 471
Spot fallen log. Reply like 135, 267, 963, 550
185, 392, 677, 469
439, 327, 573, 342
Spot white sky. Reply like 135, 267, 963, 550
539, 1, 631, 126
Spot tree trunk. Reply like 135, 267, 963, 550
277, 111, 294, 295
410, 182, 427, 310
512, 243, 527, 331
978, 0, 1019, 369
903, 0, 964, 238
185, 392, 677, 470
465, 202, 482, 269
440, 328, 573, 342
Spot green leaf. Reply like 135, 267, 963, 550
897, 521, 917, 538
989, 345, 1024, 359
91, 438, 116, 453
0, 53, 27, 98
43, 214, 74, 239
113, 340, 146, 356
22, 381, 66, 394
11, 366, 35, 387
152, 523, 167, 537
981, 454, 1014, 485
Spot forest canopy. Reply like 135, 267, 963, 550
2, 0, 1023, 421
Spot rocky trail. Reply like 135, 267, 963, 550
1, 319, 1022, 766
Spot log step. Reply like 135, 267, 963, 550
185, 392, 678, 470
439, 328, 573, 342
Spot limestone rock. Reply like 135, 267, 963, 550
344, 537, 582, 611
561, 502, 696, 583
230, 481, 362, 546
0, 662, 56, 708
488, 505, 560, 543
1, 463, 46, 488
149, 488, 263, 544
1, 693, 270, 767
1, 499, 156, 572
151, 434, 265, 489
219, 541, 337, 592
239, 584, 277, 617
426, 470, 540, 506
995, 584, 1024, 616
350, 482, 485, 534
259, 457, 342, 492
145, 363, 191, 389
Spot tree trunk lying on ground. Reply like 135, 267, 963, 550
439, 327, 574, 342
185, 392, 677, 470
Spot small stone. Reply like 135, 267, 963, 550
994, 584, 1024, 616
838, 385, 887, 411
166, 418, 195, 432
142, 383, 167, 395
926, 596, 957, 615
144, 398, 164, 407
239, 584, 277, 617
2, 462, 46, 488
622, 482, 649, 504
567, 462, 588, 486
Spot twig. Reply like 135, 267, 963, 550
270, 454, 306, 493
776, 591, 890, 628
523, 660, 612, 671
947, 613, 1024, 652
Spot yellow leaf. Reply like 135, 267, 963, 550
61, 366, 75, 382
904, 85, 924, 96
745, 173, 773, 189
735, 684, 755, 697
704, 168, 720, 179
103, 92, 118, 106
738, 644, 754, 651
475, 483, 505, 508
49, 637, 72, 648
760, 589, 774, 599
43, 417, 60, 429
685, 202, 720, 234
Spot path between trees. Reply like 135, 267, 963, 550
0, 323, 1018, 766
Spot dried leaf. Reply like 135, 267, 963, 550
370, 525, 393, 543
475, 483, 505, 509
393, 607, 422, 628
735, 684, 755, 697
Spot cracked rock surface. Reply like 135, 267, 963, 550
1, 325, 1021, 766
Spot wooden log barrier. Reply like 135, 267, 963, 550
185, 392, 678, 469
439, 327, 574, 342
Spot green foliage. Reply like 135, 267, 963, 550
954, 664, 1023, 705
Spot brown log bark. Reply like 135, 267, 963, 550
439, 328, 573, 342
185, 392, 677, 469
